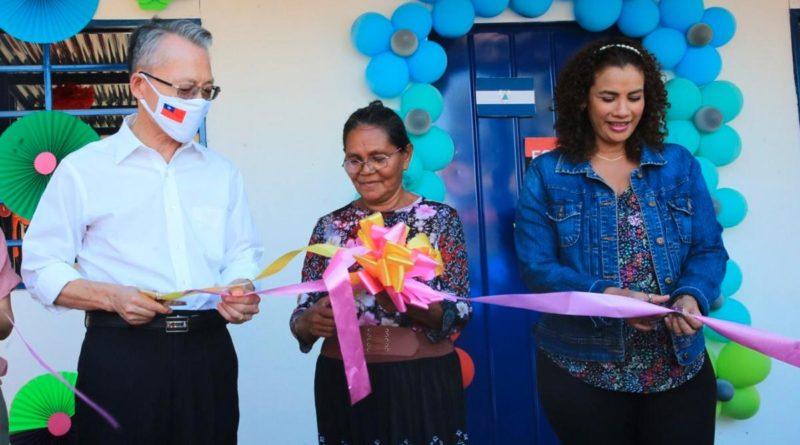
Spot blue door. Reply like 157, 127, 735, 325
433, 22, 618, 444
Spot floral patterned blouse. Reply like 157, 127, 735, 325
546, 188, 703, 393
290, 198, 472, 352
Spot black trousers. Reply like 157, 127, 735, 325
536, 348, 716, 445
73, 316, 239, 444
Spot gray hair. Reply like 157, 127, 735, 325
127, 19, 212, 74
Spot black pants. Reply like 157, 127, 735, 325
73, 317, 239, 444
536, 349, 716, 445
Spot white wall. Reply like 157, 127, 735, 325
3, 0, 799, 443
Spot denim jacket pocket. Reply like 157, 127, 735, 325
546, 201, 582, 247
667, 196, 693, 244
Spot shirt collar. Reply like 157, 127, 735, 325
555, 145, 667, 174
113, 114, 206, 164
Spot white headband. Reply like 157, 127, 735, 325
596, 43, 642, 57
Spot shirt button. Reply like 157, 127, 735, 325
648, 201, 656, 207
665, 277, 673, 285
656, 237, 665, 245
637, 172, 643, 179
682, 352, 689, 360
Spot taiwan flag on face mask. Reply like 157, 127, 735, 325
161, 103, 187, 123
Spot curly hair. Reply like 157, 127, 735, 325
553, 37, 668, 162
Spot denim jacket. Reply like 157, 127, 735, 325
514, 144, 728, 365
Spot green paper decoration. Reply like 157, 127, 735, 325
9, 371, 78, 433
0, 111, 99, 220
138, 0, 174, 11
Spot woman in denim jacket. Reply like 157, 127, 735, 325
515, 38, 728, 444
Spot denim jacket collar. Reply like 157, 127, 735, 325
554, 146, 667, 175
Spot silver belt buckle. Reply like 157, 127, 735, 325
165, 315, 189, 333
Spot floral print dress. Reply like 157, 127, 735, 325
291, 197, 471, 445
546, 188, 703, 393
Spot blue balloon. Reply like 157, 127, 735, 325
665, 77, 701, 120
401, 83, 444, 121
407, 40, 448, 83
695, 156, 719, 191
721, 259, 743, 298
410, 126, 455, 171
715, 188, 748, 228
366, 53, 409, 98
351, 13, 394, 57
510, 0, 553, 18
474, 0, 510, 18
665, 120, 700, 154
717, 379, 736, 402
392, 3, 433, 40
703, 7, 736, 47
432, 0, 476, 38
707, 297, 751, 343
697, 125, 742, 167
659, 0, 704, 32
702, 80, 744, 122
574, 0, 623, 32
643, 27, 687, 69
403, 152, 425, 188
616, 0, 660, 38
412, 171, 447, 202
675, 46, 722, 86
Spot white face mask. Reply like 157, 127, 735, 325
141, 75, 211, 144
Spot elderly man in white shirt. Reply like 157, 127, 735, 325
21, 19, 262, 444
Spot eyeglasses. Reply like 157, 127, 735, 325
342, 147, 403, 174
139, 71, 222, 101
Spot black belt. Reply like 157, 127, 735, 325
85, 310, 227, 333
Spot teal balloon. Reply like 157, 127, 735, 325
718, 342, 772, 388
510, 0, 553, 18
706, 297, 751, 343
703, 7, 737, 47
665, 77, 701, 120
403, 153, 425, 188
413, 171, 447, 202
392, 3, 433, 40
366, 53, 409, 98
675, 46, 722, 86
721, 259, 743, 298
351, 13, 394, 57
715, 188, 747, 228
665, 120, 700, 154
411, 127, 455, 171
702, 80, 744, 122
659, 0, 704, 33
574, 0, 623, 32
643, 27, 687, 69
697, 125, 742, 166
616, 0, 660, 38
432, 0, 476, 38
401, 83, 444, 121
695, 156, 719, 191
474, 0, 510, 18
407, 40, 448, 84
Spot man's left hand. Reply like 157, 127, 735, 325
217, 279, 260, 324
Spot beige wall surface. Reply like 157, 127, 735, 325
3, 1, 798, 444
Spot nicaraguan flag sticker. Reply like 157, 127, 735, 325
475, 77, 535, 117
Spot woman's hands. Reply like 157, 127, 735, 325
295, 296, 336, 345
666, 295, 704, 336
604, 286, 669, 332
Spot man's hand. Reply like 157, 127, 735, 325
108, 285, 172, 325
217, 279, 260, 324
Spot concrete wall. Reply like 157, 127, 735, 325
3, 1, 798, 443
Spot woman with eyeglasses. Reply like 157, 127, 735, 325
290, 100, 472, 445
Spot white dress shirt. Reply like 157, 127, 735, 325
22, 115, 264, 311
